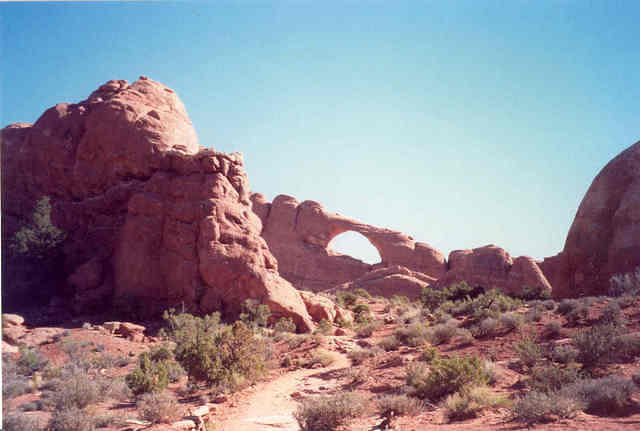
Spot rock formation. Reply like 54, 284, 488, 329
434, 245, 551, 296
1, 77, 314, 331
251, 193, 447, 292
333, 265, 437, 300
541, 141, 640, 297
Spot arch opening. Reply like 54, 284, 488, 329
328, 231, 382, 264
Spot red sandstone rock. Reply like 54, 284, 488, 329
435, 245, 552, 296
334, 265, 436, 300
298, 291, 352, 323
251, 193, 446, 292
1, 77, 314, 331
541, 141, 640, 297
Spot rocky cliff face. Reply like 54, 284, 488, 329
1, 77, 314, 331
251, 193, 447, 292
541, 141, 640, 297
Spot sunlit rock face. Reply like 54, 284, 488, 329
250, 193, 447, 292
541, 141, 640, 298
1, 77, 314, 331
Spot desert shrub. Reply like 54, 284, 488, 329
3, 413, 41, 431
573, 323, 622, 368
529, 364, 580, 393
473, 317, 499, 338
525, 304, 544, 322
394, 322, 430, 346
609, 266, 640, 297
48, 408, 95, 431
600, 301, 626, 326
390, 295, 410, 305
286, 334, 307, 349
309, 349, 336, 367
454, 328, 475, 346
562, 376, 636, 414
336, 291, 358, 308
126, 352, 169, 395
420, 287, 448, 311
565, 303, 589, 326
347, 348, 375, 365
2, 369, 33, 399
273, 317, 296, 334
542, 299, 556, 310
17, 346, 49, 375
352, 304, 372, 324
375, 394, 424, 418
137, 391, 182, 423
444, 386, 509, 422
294, 392, 364, 431
556, 299, 579, 315
514, 337, 543, 369
354, 288, 371, 298
315, 319, 333, 335
612, 333, 640, 362
428, 322, 458, 345
551, 345, 579, 364
334, 315, 352, 328
12, 196, 66, 258
102, 377, 132, 402
482, 360, 502, 385
93, 414, 123, 429
616, 295, 636, 308
515, 285, 551, 301
406, 355, 489, 401
239, 299, 271, 328
379, 335, 401, 351
499, 312, 523, 332
19, 401, 40, 411
543, 320, 563, 339
419, 343, 439, 363
161, 311, 269, 391
45, 369, 102, 411
512, 391, 579, 425
355, 320, 381, 338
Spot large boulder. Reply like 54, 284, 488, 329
541, 141, 640, 297
251, 193, 447, 292
435, 245, 552, 296
334, 265, 436, 300
1, 77, 314, 331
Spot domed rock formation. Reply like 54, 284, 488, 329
333, 265, 437, 300
1, 77, 314, 331
251, 193, 447, 292
435, 245, 552, 296
541, 141, 640, 297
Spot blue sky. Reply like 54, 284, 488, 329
2, 1, 638, 263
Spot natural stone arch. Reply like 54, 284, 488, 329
327, 230, 383, 264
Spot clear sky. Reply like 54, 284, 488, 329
2, 1, 638, 263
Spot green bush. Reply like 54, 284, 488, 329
565, 303, 589, 326
600, 301, 626, 326
354, 288, 371, 298
608, 266, 640, 297
514, 337, 542, 369
543, 320, 562, 339
294, 392, 364, 431
499, 312, 523, 332
12, 196, 66, 258
420, 287, 448, 311
137, 391, 182, 424
239, 299, 271, 328
428, 322, 458, 345
419, 343, 439, 363
406, 355, 489, 401
336, 291, 358, 308
17, 346, 49, 375
46, 369, 102, 411
515, 285, 551, 301
315, 319, 333, 335
352, 304, 372, 324
556, 299, 579, 315
161, 311, 268, 391
551, 345, 579, 364
355, 320, 381, 338
347, 348, 376, 365
394, 322, 430, 346
612, 333, 640, 362
125, 352, 169, 396
378, 335, 401, 351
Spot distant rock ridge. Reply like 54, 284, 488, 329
540, 141, 640, 297
251, 194, 552, 297
1, 77, 314, 331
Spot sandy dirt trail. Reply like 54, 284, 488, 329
216, 352, 350, 431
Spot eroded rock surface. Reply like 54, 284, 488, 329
541, 141, 640, 297
251, 193, 447, 292
333, 265, 436, 300
435, 245, 552, 296
1, 77, 313, 331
